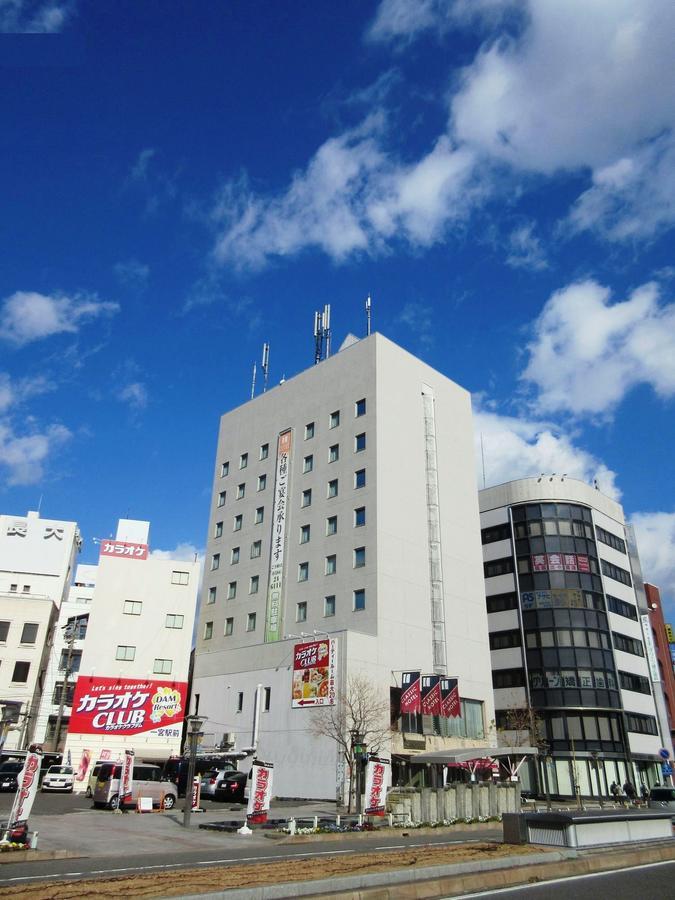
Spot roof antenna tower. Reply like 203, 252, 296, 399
365, 294, 372, 336
313, 305, 331, 363
250, 361, 257, 400
261, 342, 270, 392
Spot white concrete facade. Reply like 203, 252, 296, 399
193, 333, 494, 799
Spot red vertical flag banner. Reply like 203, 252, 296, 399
421, 675, 442, 716
440, 678, 461, 718
364, 756, 390, 816
247, 759, 274, 825
400, 671, 421, 715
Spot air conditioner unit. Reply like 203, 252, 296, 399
219, 732, 235, 749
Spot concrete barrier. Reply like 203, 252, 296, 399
387, 782, 520, 823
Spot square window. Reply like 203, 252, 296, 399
329, 410, 340, 429
10, 584, 17, 592
354, 546, 366, 568
227, 581, 237, 599
355, 398, 366, 417
221, 461, 229, 477
296, 601, 307, 622
326, 515, 337, 536
254, 506, 264, 524
329, 443, 339, 463
234, 514, 243, 531
303, 454, 313, 473
300, 524, 310, 544
239, 452, 248, 469
207, 586, 216, 605
214, 521, 223, 538
354, 506, 366, 527
115, 645, 136, 661
353, 589, 366, 611
153, 658, 172, 674
236, 483, 246, 499
211, 553, 220, 571
257, 474, 267, 491
123, 600, 142, 616
325, 554, 337, 575
231, 547, 240, 564
301, 488, 312, 508
260, 443, 269, 460
225, 617, 234, 636
247, 612, 257, 632
324, 595, 336, 617
166, 614, 184, 629
250, 540, 261, 559
171, 570, 189, 585
218, 491, 226, 507
354, 468, 366, 489
355, 432, 366, 452
22, 585, 30, 593
327, 478, 338, 499
11, 661, 30, 682
249, 575, 259, 594
298, 562, 309, 582
204, 621, 213, 640
20, 623, 38, 644
305, 422, 315, 440
0, 621, 9, 641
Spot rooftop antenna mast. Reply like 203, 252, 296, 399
250, 362, 257, 400
261, 342, 270, 393
323, 304, 331, 358
313, 305, 331, 363
314, 311, 322, 364
365, 294, 372, 336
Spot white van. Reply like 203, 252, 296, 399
85, 761, 108, 798
92, 762, 177, 810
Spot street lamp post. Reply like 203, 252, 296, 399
539, 746, 552, 811
182, 715, 206, 829
590, 750, 604, 808
350, 731, 367, 814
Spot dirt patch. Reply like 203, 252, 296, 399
1, 842, 543, 899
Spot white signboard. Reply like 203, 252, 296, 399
641, 614, 661, 683
291, 638, 337, 708
364, 756, 390, 816
247, 760, 273, 824
265, 430, 292, 642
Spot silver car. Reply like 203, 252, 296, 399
200, 768, 232, 799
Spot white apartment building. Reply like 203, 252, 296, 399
192, 333, 495, 800
64, 520, 199, 789
0, 510, 81, 751
480, 477, 665, 798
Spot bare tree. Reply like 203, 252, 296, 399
498, 705, 547, 795
310, 673, 390, 811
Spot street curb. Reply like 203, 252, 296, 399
0, 849, 82, 865
271, 823, 500, 843
172, 840, 675, 900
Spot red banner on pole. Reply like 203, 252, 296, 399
400, 671, 421, 715
440, 678, 461, 718
421, 675, 442, 716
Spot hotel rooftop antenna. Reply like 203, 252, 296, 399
323, 304, 331, 358
261, 342, 270, 393
313, 310, 323, 364
365, 294, 372, 336
250, 361, 257, 400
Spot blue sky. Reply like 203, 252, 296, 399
1, 1, 674, 614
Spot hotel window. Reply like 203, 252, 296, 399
218, 491, 226, 507
305, 422, 315, 440
303, 454, 313, 473
257, 474, 267, 491
211, 554, 220, 571
171, 570, 189, 585
354, 468, 366, 489
225, 617, 234, 636
239, 452, 248, 469
0, 621, 9, 642
355, 432, 366, 452
355, 398, 366, 417
249, 575, 259, 594
353, 547, 366, 568
300, 524, 310, 544
353, 589, 366, 611
259, 442, 269, 460
166, 614, 184, 629
221, 461, 229, 477
236, 483, 246, 500
329, 443, 339, 463
123, 600, 142, 616
154, 659, 172, 674
301, 488, 312, 508
326, 515, 337, 536
9, 584, 17, 592
247, 612, 257, 632
116, 645, 136, 661
227, 581, 237, 600
203, 622, 213, 640
296, 601, 308, 622
329, 410, 340, 429
298, 562, 309, 582
264, 687, 271, 711
325, 554, 337, 575
214, 521, 223, 538
20, 623, 39, 644
11, 661, 30, 682
237, 690, 243, 710
354, 506, 366, 527
233, 514, 243, 531
250, 540, 262, 559
324, 595, 336, 617
254, 506, 264, 524
231, 547, 240, 565
327, 478, 338, 499
207, 586, 216, 605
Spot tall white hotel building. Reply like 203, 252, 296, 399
192, 333, 495, 800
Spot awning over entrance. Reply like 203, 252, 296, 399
410, 746, 538, 764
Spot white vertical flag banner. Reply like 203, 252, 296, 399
265, 430, 292, 642
247, 760, 274, 824
6, 748, 42, 833
364, 755, 390, 816
120, 749, 134, 805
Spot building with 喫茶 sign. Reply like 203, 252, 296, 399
191, 331, 496, 800
62, 519, 199, 790
481, 477, 670, 799
644, 583, 675, 759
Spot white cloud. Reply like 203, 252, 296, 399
113, 259, 149, 292
631, 511, 675, 612
473, 406, 620, 499
522, 279, 675, 416
150, 541, 203, 566
117, 382, 148, 411
367, 0, 511, 43
0, 372, 52, 412
0, 420, 71, 485
130, 148, 156, 182
0, 290, 119, 347
0, 0, 72, 33
505, 222, 548, 271
395, 302, 434, 348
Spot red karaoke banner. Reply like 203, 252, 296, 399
69, 676, 187, 737
100, 539, 148, 560
400, 671, 421, 715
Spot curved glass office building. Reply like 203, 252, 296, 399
480, 477, 666, 799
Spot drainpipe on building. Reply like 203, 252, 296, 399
251, 684, 263, 752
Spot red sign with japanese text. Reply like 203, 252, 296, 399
364, 756, 390, 816
531, 554, 547, 572
247, 760, 273, 824
100, 539, 148, 560
69, 676, 187, 738
577, 555, 591, 573
563, 554, 578, 571
291, 638, 336, 708
547, 553, 563, 571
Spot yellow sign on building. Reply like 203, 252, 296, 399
665, 623, 674, 644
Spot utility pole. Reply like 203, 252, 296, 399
52, 620, 76, 754
183, 715, 206, 828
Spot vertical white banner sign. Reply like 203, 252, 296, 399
265, 430, 292, 642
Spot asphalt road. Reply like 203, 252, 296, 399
454, 859, 675, 899
0, 788, 238, 817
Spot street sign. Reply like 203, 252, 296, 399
658, 748, 671, 760
661, 763, 673, 777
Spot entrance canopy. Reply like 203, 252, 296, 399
410, 746, 537, 764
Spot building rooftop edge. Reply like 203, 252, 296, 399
478, 475, 625, 523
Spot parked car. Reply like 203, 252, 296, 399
85, 761, 108, 798
93, 762, 177, 810
648, 786, 675, 819
161, 755, 236, 797
213, 771, 249, 804
41, 765, 74, 792
0, 761, 23, 792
